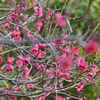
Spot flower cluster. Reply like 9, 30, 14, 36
0, 0, 100, 100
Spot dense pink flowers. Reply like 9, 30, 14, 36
1, 1, 100, 99
77, 57, 87, 71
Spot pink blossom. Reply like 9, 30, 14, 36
12, 29, 20, 37
6, 57, 14, 67
38, 43, 47, 48
46, 68, 54, 78
17, 55, 25, 61
64, 97, 70, 100
55, 71, 63, 78
77, 57, 87, 71
30, 44, 39, 56
59, 58, 72, 70
96, 69, 100, 75
0, 56, 3, 63
32, 0, 36, 5
54, 38, 62, 44
14, 35, 22, 41
23, 67, 30, 76
36, 20, 43, 31
76, 81, 84, 92
22, 26, 28, 33
34, 6, 43, 17
7, 12, 17, 21
63, 73, 70, 80
22, 2, 29, 9
37, 50, 46, 58
16, 60, 23, 68
9, 95, 17, 100
24, 57, 30, 64
72, 46, 79, 56
45, 10, 53, 20
29, 35, 34, 39
59, 82, 63, 88
55, 12, 66, 27
52, 62, 57, 67
26, 83, 34, 90
79, 97, 86, 100
63, 47, 70, 54
6, 65, 13, 74
56, 96, 63, 100
38, 64, 44, 71
14, 87, 22, 91
38, 96, 45, 100
25, 31, 31, 38
85, 73, 93, 83
4, 89, 8, 94
87, 64, 97, 72
3, 23, 10, 29
84, 39, 99, 55
37, 20, 43, 27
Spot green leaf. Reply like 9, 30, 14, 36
95, 48, 100, 61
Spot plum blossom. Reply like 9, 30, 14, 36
84, 39, 99, 55
30, 44, 39, 56
55, 12, 66, 27
23, 67, 30, 76
72, 46, 79, 56
37, 50, 46, 58
6, 57, 14, 67
0, 56, 3, 63
36, 20, 43, 31
12, 28, 20, 37
6, 65, 14, 74
76, 81, 84, 92
34, 6, 43, 17
3, 23, 10, 29
16, 60, 23, 68
59, 58, 72, 70
38, 96, 45, 100
26, 83, 34, 90
77, 57, 87, 71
